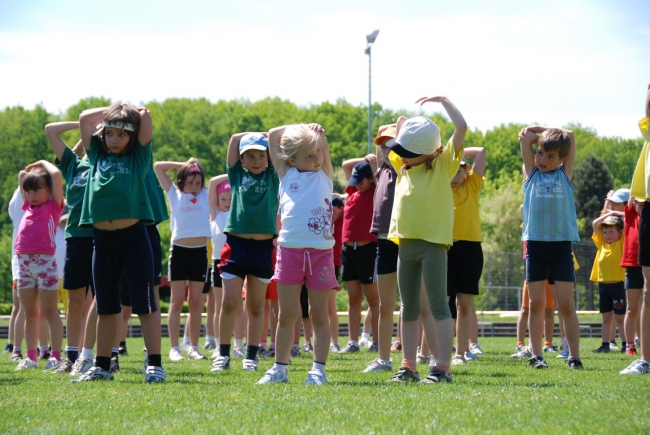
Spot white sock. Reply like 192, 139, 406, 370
189, 346, 198, 352
562, 336, 569, 350
182, 336, 190, 345
81, 348, 93, 360
235, 339, 243, 348
215, 338, 220, 347
350, 340, 358, 346
171, 346, 180, 352
312, 362, 326, 373
361, 332, 370, 341
206, 335, 216, 343
273, 363, 288, 374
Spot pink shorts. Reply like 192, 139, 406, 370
272, 246, 338, 291
16, 254, 59, 291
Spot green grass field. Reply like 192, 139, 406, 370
1, 337, 649, 434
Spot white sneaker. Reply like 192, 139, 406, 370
145, 365, 167, 383
71, 365, 113, 382
70, 357, 93, 376
464, 350, 479, 361
15, 358, 38, 370
451, 355, 467, 366
179, 340, 190, 351
187, 349, 207, 360
305, 369, 327, 385
210, 349, 220, 360
210, 355, 230, 372
329, 342, 341, 352
510, 346, 532, 358
233, 346, 245, 358
242, 358, 258, 371
469, 343, 484, 355
257, 367, 289, 384
362, 358, 393, 373
43, 357, 63, 372
556, 347, 569, 359
620, 359, 650, 375
169, 348, 185, 362
358, 337, 370, 348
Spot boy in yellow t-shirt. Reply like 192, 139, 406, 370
590, 212, 626, 353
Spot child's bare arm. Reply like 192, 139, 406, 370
137, 108, 153, 146
311, 124, 334, 180
463, 147, 487, 177
153, 161, 183, 192
79, 107, 107, 150
591, 210, 622, 233
18, 171, 27, 201
25, 160, 64, 207
342, 157, 365, 181
208, 174, 228, 220
645, 83, 650, 119
519, 127, 538, 179
416, 96, 467, 157
560, 128, 576, 180
44, 122, 80, 160
267, 126, 288, 179
72, 140, 84, 157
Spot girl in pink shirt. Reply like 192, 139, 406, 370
14, 160, 64, 370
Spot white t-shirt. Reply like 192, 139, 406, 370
166, 184, 211, 242
55, 226, 66, 278
210, 210, 229, 260
278, 167, 334, 250
8, 187, 24, 280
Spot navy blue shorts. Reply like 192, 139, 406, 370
525, 241, 575, 283
63, 236, 94, 291
447, 241, 483, 297
168, 244, 208, 283
211, 259, 223, 288
93, 222, 156, 316
203, 268, 212, 294
638, 203, 650, 266
625, 267, 644, 290
598, 282, 626, 314
219, 235, 274, 280
376, 238, 399, 275
147, 225, 163, 287
341, 242, 377, 284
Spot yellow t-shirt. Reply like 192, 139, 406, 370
630, 117, 650, 200
452, 170, 483, 242
207, 239, 213, 264
589, 231, 625, 283
388, 138, 462, 246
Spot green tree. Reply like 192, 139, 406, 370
573, 153, 614, 239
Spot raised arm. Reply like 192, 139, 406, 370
312, 124, 334, 180
519, 127, 539, 179
44, 121, 80, 160
79, 107, 107, 150
463, 147, 486, 178
227, 132, 268, 168
208, 174, 228, 221
342, 157, 365, 181
646, 83, 650, 119
24, 160, 64, 207
416, 96, 467, 157
137, 108, 152, 146
153, 161, 184, 192
591, 210, 623, 233
560, 128, 576, 180
71, 140, 84, 157
267, 126, 289, 179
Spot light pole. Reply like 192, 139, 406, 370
365, 30, 379, 155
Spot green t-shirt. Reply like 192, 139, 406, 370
79, 136, 154, 227
55, 147, 93, 238
224, 161, 279, 235
144, 167, 169, 224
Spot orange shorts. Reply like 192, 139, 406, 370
522, 281, 555, 309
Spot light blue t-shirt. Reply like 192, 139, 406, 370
522, 166, 579, 242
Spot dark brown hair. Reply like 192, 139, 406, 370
177, 160, 205, 191
98, 103, 141, 156
537, 128, 571, 158
21, 167, 51, 192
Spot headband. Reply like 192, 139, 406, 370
188, 165, 203, 174
102, 120, 135, 132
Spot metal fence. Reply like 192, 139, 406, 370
479, 241, 598, 311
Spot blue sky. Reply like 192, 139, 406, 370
1, 0, 649, 138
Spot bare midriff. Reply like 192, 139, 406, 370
93, 218, 139, 231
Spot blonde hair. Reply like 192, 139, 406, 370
399, 145, 444, 174
276, 124, 320, 161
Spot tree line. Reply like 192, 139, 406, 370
0, 96, 644, 297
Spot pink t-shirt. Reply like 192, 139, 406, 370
14, 198, 63, 255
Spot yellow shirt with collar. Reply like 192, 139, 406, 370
388, 138, 463, 246
452, 170, 483, 242
590, 231, 625, 283
630, 117, 650, 200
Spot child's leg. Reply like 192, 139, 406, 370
270, 299, 279, 345
420, 287, 438, 358
377, 271, 397, 361
168, 281, 187, 348
187, 281, 205, 347
625, 289, 642, 346
307, 289, 331, 364
213, 287, 223, 343
362, 310, 372, 338
96, 314, 119, 358
363, 282, 379, 343
293, 316, 302, 346
527, 280, 547, 355
615, 314, 626, 342
8, 281, 20, 346
610, 320, 617, 342
552, 281, 580, 357
544, 308, 555, 345
40, 290, 63, 355
219, 277, 245, 355
83, 297, 97, 351
303, 317, 313, 344
456, 294, 474, 355
120, 305, 132, 344
275, 284, 302, 364
602, 312, 613, 342
206, 288, 215, 338
396, 240, 424, 370
345, 280, 363, 342
517, 282, 530, 345
243, 277, 267, 358
66, 288, 87, 356
38, 308, 49, 352
641, 266, 650, 361
470, 309, 479, 345
19, 288, 40, 359
234, 304, 246, 342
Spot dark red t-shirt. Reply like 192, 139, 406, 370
342, 185, 377, 243
621, 204, 641, 268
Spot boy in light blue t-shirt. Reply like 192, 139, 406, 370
520, 125, 583, 370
